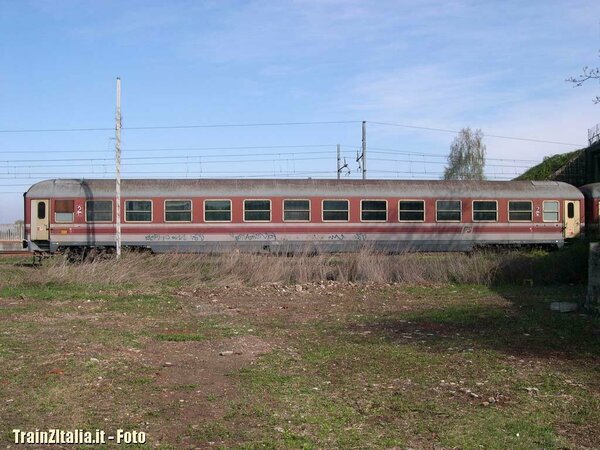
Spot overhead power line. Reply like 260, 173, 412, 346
0, 144, 337, 155
365, 147, 540, 163
2, 156, 333, 169
0, 126, 113, 134
123, 121, 360, 131
0, 146, 540, 165
0, 150, 330, 164
0, 121, 359, 134
0, 119, 586, 147
0, 156, 530, 171
0, 152, 530, 171
0, 169, 518, 179
369, 121, 585, 147
369, 157, 531, 169
0, 170, 340, 179
369, 169, 515, 180
0, 171, 518, 193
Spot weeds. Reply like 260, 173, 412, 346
0, 241, 588, 290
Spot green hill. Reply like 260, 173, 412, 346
515, 150, 583, 181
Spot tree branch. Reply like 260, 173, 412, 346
567, 51, 600, 103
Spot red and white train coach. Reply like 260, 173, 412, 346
580, 183, 600, 235
24, 178, 584, 254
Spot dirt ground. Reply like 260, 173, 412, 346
1, 266, 599, 449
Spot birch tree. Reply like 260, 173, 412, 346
443, 127, 486, 180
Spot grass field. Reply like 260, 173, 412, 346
0, 251, 598, 449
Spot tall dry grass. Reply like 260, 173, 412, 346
14, 242, 588, 288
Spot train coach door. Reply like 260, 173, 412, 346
563, 200, 580, 238
31, 199, 50, 241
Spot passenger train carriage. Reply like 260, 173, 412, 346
24, 179, 586, 254
579, 183, 600, 235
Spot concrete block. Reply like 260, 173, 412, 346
585, 242, 600, 313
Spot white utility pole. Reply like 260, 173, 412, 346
115, 77, 122, 259
361, 121, 367, 180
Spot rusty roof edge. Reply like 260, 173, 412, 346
24, 178, 584, 199
26, 178, 577, 186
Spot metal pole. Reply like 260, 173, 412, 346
336, 144, 341, 180
115, 77, 122, 259
361, 121, 366, 180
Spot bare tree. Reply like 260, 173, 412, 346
567, 51, 600, 103
443, 127, 486, 180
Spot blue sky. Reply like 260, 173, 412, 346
0, 0, 599, 222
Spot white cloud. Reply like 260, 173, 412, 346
333, 65, 510, 124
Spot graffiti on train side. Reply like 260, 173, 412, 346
327, 233, 367, 241
144, 234, 205, 242
231, 232, 277, 242
142, 232, 370, 243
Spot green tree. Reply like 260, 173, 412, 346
443, 127, 486, 180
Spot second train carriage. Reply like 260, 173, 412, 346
579, 183, 600, 236
24, 178, 584, 254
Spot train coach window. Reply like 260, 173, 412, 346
55, 200, 74, 223
284, 200, 310, 221
125, 200, 152, 222
361, 200, 387, 221
399, 200, 425, 221
165, 200, 192, 222
244, 200, 271, 222
323, 200, 349, 221
473, 201, 497, 222
37, 202, 46, 220
543, 201, 559, 222
567, 202, 575, 219
86, 200, 113, 222
205, 200, 231, 222
436, 200, 461, 222
508, 201, 532, 222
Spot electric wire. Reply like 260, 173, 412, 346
0, 121, 360, 133
0, 118, 585, 147
0, 144, 337, 155
369, 121, 584, 147
0, 146, 541, 165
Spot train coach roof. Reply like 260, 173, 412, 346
26, 178, 584, 199
579, 183, 600, 198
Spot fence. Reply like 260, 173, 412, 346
0, 223, 24, 241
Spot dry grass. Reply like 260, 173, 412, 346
10, 242, 587, 288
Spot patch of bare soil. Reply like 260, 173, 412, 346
180, 282, 406, 323
139, 335, 271, 447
